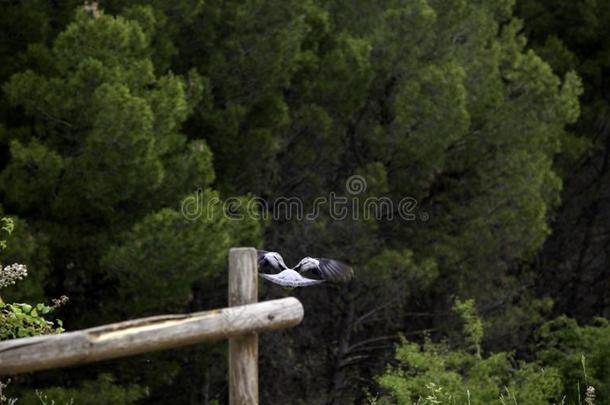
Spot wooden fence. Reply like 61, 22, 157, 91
0, 247, 303, 405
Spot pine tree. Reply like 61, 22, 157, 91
516, 0, 610, 321
1, 6, 260, 399
0, 0, 588, 402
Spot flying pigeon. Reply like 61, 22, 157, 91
257, 250, 354, 288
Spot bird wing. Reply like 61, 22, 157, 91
297, 277, 326, 287
259, 272, 325, 288
257, 250, 288, 272
310, 258, 354, 282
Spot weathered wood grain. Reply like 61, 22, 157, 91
228, 247, 259, 405
0, 297, 303, 375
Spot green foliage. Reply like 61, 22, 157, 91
536, 316, 610, 403
453, 298, 484, 359
0, 217, 50, 303
378, 342, 564, 404
0, 217, 63, 340
377, 303, 564, 404
0, 7, 261, 401
515, 0, 610, 324
0, 302, 63, 339
0, 217, 66, 404
2, 9, 206, 222
0, 0, 600, 403
377, 308, 610, 405
102, 189, 261, 316
20, 374, 148, 405
253, 0, 581, 399
0, 217, 13, 252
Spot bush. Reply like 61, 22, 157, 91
374, 299, 604, 404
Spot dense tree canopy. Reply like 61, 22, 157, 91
516, 0, 610, 322
0, 0, 607, 404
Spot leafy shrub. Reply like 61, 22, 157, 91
0, 218, 65, 340
536, 316, 610, 403
0, 301, 64, 339
20, 374, 148, 405
376, 299, 571, 404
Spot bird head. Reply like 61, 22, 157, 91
295, 257, 319, 271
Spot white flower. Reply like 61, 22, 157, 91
0, 263, 28, 289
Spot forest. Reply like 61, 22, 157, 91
0, 0, 609, 404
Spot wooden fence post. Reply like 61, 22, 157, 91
228, 247, 258, 405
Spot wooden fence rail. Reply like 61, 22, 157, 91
0, 247, 298, 405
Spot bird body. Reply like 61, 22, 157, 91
259, 269, 325, 288
257, 250, 353, 288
